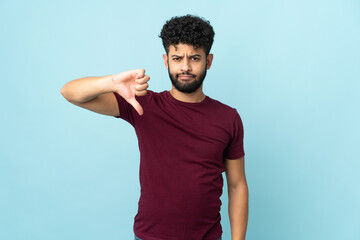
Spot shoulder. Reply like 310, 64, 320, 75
207, 96, 239, 119
207, 96, 245, 131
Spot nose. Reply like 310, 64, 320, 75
180, 58, 192, 72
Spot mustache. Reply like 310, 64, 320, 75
176, 73, 196, 77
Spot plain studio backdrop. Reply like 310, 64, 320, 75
1, 0, 359, 239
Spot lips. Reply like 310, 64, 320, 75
178, 75, 194, 79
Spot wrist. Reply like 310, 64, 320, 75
99, 74, 116, 93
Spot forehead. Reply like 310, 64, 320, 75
168, 43, 205, 55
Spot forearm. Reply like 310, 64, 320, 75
60, 74, 115, 103
228, 184, 248, 240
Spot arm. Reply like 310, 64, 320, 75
60, 69, 150, 116
60, 75, 120, 116
60, 75, 115, 104
224, 156, 248, 240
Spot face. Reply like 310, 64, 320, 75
163, 43, 213, 93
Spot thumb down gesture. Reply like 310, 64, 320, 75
112, 69, 150, 116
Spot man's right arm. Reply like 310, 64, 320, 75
60, 74, 120, 117
60, 69, 150, 116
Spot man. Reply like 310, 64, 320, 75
61, 14, 248, 240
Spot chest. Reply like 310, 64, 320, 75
136, 107, 231, 160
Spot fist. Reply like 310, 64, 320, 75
112, 69, 150, 115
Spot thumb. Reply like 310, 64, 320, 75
127, 97, 144, 116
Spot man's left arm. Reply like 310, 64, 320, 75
224, 156, 248, 240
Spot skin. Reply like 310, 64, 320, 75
162, 43, 214, 103
224, 155, 248, 240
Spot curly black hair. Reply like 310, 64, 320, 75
159, 14, 215, 56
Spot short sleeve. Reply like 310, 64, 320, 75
223, 110, 245, 159
112, 92, 135, 126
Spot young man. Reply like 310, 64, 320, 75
61, 14, 248, 240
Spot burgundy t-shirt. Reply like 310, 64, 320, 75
112, 90, 245, 240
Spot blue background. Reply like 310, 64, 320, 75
1, 0, 359, 239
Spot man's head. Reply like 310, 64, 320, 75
159, 14, 215, 56
159, 14, 215, 93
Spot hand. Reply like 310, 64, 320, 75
111, 69, 150, 115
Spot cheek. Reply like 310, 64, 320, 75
195, 63, 206, 72
169, 63, 179, 72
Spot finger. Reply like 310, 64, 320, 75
136, 75, 150, 84
135, 89, 147, 96
136, 69, 145, 79
127, 97, 144, 116
135, 83, 149, 91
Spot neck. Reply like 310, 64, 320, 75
170, 87, 206, 103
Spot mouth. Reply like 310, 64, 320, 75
178, 75, 194, 80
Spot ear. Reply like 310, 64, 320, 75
163, 54, 169, 69
206, 53, 214, 70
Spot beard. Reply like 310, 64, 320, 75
167, 63, 207, 93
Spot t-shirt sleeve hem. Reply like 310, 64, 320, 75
112, 92, 122, 118
111, 92, 135, 126
224, 152, 245, 160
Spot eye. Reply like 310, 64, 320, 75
192, 57, 200, 61
173, 58, 180, 61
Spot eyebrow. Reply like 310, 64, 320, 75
171, 54, 202, 58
